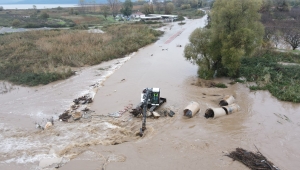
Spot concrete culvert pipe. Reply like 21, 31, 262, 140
222, 103, 240, 114
183, 101, 200, 118
219, 95, 235, 106
204, 108, 226, 119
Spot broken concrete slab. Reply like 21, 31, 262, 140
72, 112, 82, 120
39, 157, 62, 169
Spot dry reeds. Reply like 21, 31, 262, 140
0, 25, 163, 86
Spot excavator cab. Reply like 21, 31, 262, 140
141, 88, 160, 106
151, 88, 160, 105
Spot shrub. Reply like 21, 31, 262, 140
181, 4, 191, 10
12, 19, 21, 27
40, 12, 49, 19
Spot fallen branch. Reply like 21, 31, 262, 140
226, 147, 280, 170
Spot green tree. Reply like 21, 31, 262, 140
165, 2, 175, 14
12, 19, 21, 27
40, 12, 50, 19
120, 0, 133, 17
184, 0, 264, 78
143, 3, 154, 15
0, 6, 3, 11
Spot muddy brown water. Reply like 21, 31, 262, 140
1, 16, 300, 170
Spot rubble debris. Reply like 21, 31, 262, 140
274, 113, 292, 123
153, 111, 160, 118
183, 101, 200, 118
168, 110, 175, 117
73, 95, 93, 105
72, 112, 82, 120
82, 107, 90, 112
59, 111, 71, 121
39, 157, 63, 169
227, 147, 280, 170
130, 108, 142, 117
44, 122, 53, 129
109, 104, 133, 118
219, 95, 235, 106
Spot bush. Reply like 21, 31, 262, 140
12, 19, 21, 27
40, 12, 49, 19
240, 50, 300, 102
181, 4, 191, 10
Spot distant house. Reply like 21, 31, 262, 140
132, 12, 145, 18
22, 15, 30, 18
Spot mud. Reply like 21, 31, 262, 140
1, 15, 300, 170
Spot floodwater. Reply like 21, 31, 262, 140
0, 15, 300, 170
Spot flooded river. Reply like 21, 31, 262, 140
0, 15, 300, 170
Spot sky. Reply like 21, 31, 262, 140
0, 0, 23, 3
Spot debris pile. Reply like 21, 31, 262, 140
130, 107, 176, 118
227, 148, 280, 170
73, 95, 93, 105
108, 104, 133, 118
59, 94, 94, 122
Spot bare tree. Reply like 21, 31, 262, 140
79, 0, 86, 13
92, 0, 96, 13
283, 27, 300, 50
153, 0, 163, 14
107, 0, 120, 18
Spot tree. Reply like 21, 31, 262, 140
40, 12, 50, 19
184, 28, 215, 79
0, 6, 4, 11
275, 0, 290, 11
120, 0, 133, 17
143, 4, 154, 15
210, 0, 264, 77
107, 0, 120, 18
101, 5, 110, 19
184, 0, 264, 78
165, 2, 175, 14
79, 0, 86, 13
282, 22, 300, 50
12, 19, 21, 27
153, 0, 163, 13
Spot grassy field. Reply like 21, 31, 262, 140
0, 25, 163, 86
239, 50, 300, 103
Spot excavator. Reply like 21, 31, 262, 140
130, 88, 166, 137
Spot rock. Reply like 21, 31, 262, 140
153, 111, 160, 118
44, 122, 53, 130
72, 112, 82, 120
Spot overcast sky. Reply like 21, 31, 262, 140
0, 0, 23, 3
